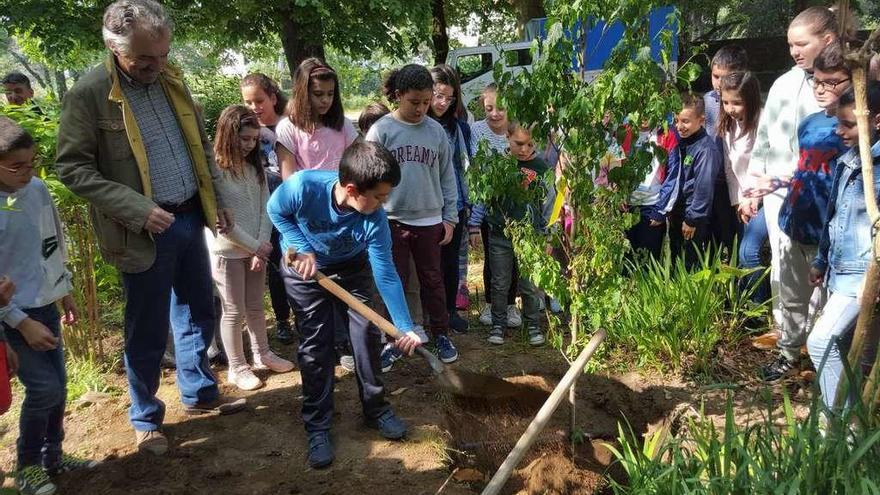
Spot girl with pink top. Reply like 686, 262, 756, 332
276, 58, 358, 178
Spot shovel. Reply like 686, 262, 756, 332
285, 254, 523, 399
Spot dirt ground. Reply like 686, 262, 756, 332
0, 315, 809, 495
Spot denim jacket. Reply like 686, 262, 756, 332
813, 141, 880, 297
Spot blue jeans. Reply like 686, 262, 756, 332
3, 304, 66, 468
806, 291, 861, 410
282, 255, 389, 433
738, 207, 771, 304
121, 209, 218, 431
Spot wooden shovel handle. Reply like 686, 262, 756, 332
284, 248, 444, 373
312, 271, 405, 340
314, 271, 446, 374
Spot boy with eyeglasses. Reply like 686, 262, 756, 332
746, 41, 852, 382
0, 116, 99, 495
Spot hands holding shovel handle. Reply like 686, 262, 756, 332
283, 248, 431, 367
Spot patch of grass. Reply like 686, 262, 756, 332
608, 249, 763, 376
414, 424, 454, 466
66, 357, 122, 403
607, 389, 880, 494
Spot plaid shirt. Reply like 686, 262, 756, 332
118, 68, 198, 206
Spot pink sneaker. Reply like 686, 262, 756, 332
456, 288, 470, 311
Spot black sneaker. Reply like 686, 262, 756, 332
449, 311, 469, 334
276, 320, 294, 345
761, 354, 797, 382
307, 431, 334, 469
15, 465, 56, 495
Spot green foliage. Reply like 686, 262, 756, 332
611, 250, 763, 375
607, 392, 880, 494
492, 1, 695, 356
65, 357, 121, 403
0, 0, 104, 73
185, 73, 243, 139
468, 141, 549, 209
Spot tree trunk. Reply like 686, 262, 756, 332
431, 0, 450, 65
54, 70, 67, 100
509, 0, 546, 37
278, 5, 326, 82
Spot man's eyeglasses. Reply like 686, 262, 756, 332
433, 92, 456, 104
813, 78, 850, 92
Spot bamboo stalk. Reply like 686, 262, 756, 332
481, 329, 606, 495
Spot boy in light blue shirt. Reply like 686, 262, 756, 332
267, 140, 421, 469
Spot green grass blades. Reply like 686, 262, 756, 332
607, 393, 880, 494
65, 357, 121, 403
611, 247, 760, 376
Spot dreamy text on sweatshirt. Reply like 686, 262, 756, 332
365, 114, 458, 225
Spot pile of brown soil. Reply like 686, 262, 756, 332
443, 373, 683, 494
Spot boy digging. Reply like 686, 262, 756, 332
267, 141, 421, 469
0, 116, 98, 495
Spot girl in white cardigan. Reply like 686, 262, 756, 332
212, 106, 294, 391
717, 72, 768, 306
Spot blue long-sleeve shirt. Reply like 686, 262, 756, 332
267, 170, 414, 331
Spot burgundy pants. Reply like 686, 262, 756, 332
389, 221, 449, 337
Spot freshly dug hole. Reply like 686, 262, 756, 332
444, 374, 682, 494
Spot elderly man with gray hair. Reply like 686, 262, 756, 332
56, 0, 245, 456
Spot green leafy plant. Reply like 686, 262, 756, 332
485, 1, 701, 360
186, 72, 243, 138
606, 391, 880, 494
610, 248, 762, 375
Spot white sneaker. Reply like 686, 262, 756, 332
507, 305, 522, 328
479, 305, 492, 326
227, 367, 263, 391
253, 351, 295, 373
528, 326, 546, 346
412, 325, 430, 344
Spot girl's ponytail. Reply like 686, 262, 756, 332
383, 68, 402, 102
790, 6, 837, 37
383, 64, 433, 103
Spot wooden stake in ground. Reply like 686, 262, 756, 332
481, 329, 606, 495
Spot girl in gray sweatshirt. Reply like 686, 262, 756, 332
365, 64, 460, 366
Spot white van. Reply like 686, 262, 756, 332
447, 41, 534, 110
